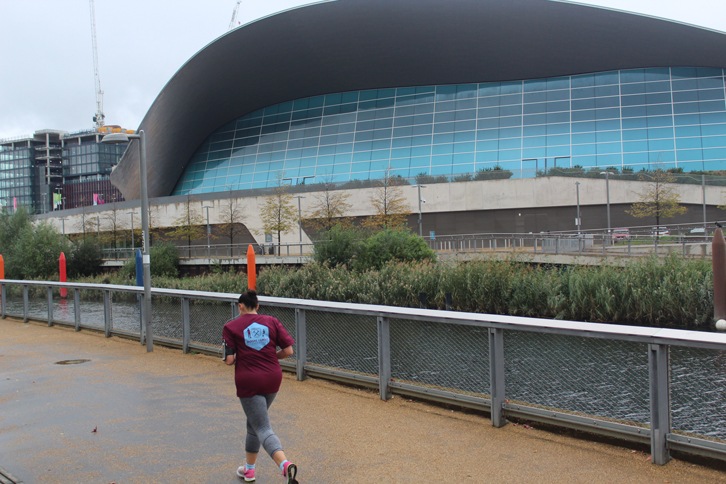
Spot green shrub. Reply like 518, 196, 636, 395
120, 242, 180, 278
355, 228, 437, 271
0, 208, 69, 280
67, 238, 103, 278
312, 224, 362, 267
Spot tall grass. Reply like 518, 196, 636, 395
257, 255, 714, 328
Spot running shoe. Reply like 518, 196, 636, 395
282, 461, 298, 484
236, 465, 255, 482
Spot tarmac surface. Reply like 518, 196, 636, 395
1, 317, 726, 484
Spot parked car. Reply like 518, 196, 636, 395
611, 228, 630, 241
688, 227, 706, 236
651, 226, 670, 237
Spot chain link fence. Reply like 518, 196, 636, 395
504, 331, 650, 424
670, 346, 726, 439
2, 280, 726, 463
390, 319, 490, 397
305, 310, 378, 376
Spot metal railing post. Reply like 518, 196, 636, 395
103, 290, 112, 338
182, 297, 190, 354
377, 316, 391, 401
22, 285, 28, 323
1, 284, 5, 319
489, 328, 507, 428
295, 308, 307, 381
74, 288, 81, 331
138, 294, 145, 345
648, 343, 671, 465
47, 287, 54, 327
628, 238, 632, 256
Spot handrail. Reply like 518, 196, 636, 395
3, 279, 726, 349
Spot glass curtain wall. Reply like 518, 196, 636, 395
173, 67, 726, 195
0, 146, 35, 210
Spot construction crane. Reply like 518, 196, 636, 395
229, 1, 242, 30
89, 0, 105, 128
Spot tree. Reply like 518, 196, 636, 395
101, 200, 127, 248
167, 195, 205, 247
260, 174, 297, 253
304, 177, 353, 234
218, 194, 245, 251
626, 169, 687, 232
363, 167, 411, 230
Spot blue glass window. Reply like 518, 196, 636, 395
172, 67, 726, 195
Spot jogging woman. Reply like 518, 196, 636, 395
223, 290, 298, 483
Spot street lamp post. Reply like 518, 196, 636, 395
102, 130, 152, 352
412, 184, 427, 237
600, 171, 611, 245
575, 181, 582, 252
293, 196, 305, 255
203, 205, 213, 259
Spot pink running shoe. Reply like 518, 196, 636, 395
236, 465, 255, 482
282, 461, 298, 484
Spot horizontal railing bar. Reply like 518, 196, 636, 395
502, 403, 652, 445
388, 381, 491, 411
667, 433, 726, 461
304, 365, 379, 389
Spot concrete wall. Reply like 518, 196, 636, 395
37, 177, 726, 243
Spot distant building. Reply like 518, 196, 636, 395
0, 127, 128, 213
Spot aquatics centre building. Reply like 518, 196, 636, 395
110, 0, 726, 202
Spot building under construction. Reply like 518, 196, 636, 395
0, 127, 128, 213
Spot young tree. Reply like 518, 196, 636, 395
363, 167, 411, 231
167, 195, 205, 247
260, 174, 297, 253
219, 194, 246, 253
101, 200, 127, 248
304, 177, 353, 234
626, 169, 687, 232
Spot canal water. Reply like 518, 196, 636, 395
3, 296, 725, 440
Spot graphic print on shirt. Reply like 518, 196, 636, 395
244, 322, 270, 351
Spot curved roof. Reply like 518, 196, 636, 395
111, 0, 726, 199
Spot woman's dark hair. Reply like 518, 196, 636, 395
238, 290, 258, 309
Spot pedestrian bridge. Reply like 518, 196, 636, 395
2, 318, 724, 483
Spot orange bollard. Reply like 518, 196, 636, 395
247, 244, 256, 291
59, 252, 67, 298
0, 254, 4, 280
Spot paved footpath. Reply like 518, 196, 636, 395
1, 318, 725, 484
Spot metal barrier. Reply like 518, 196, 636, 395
2, 279, 725, 465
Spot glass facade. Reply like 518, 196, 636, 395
172, 67, 726, 195
62, 142, 126, 178
0, 146, 36, 209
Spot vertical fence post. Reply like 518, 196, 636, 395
649, 344, 671, 465
445, 292, 452, 311
489, 327, 507, 428
295, 308, 307, 381
47, 287, 54, 327
103, 290, 112, 338
419, 292, 427, 309
22, 285, 28, 323
138, 293, 145, 345
377, 316, 391, 401
182, 297, 190, 354
74, 288, 81, 331
1, 284, 5, 319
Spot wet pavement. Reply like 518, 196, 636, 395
1, 317, 725, 484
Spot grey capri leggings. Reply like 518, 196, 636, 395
239, 393, 283, 457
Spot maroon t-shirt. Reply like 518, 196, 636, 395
222, 314, 295, 398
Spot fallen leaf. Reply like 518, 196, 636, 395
646, 456, 652, 461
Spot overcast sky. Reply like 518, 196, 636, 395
1, 0, 725, 139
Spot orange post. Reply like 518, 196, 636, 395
59, 252, 67, 298
0, 254, 4, 280
247, 244, 256, 291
